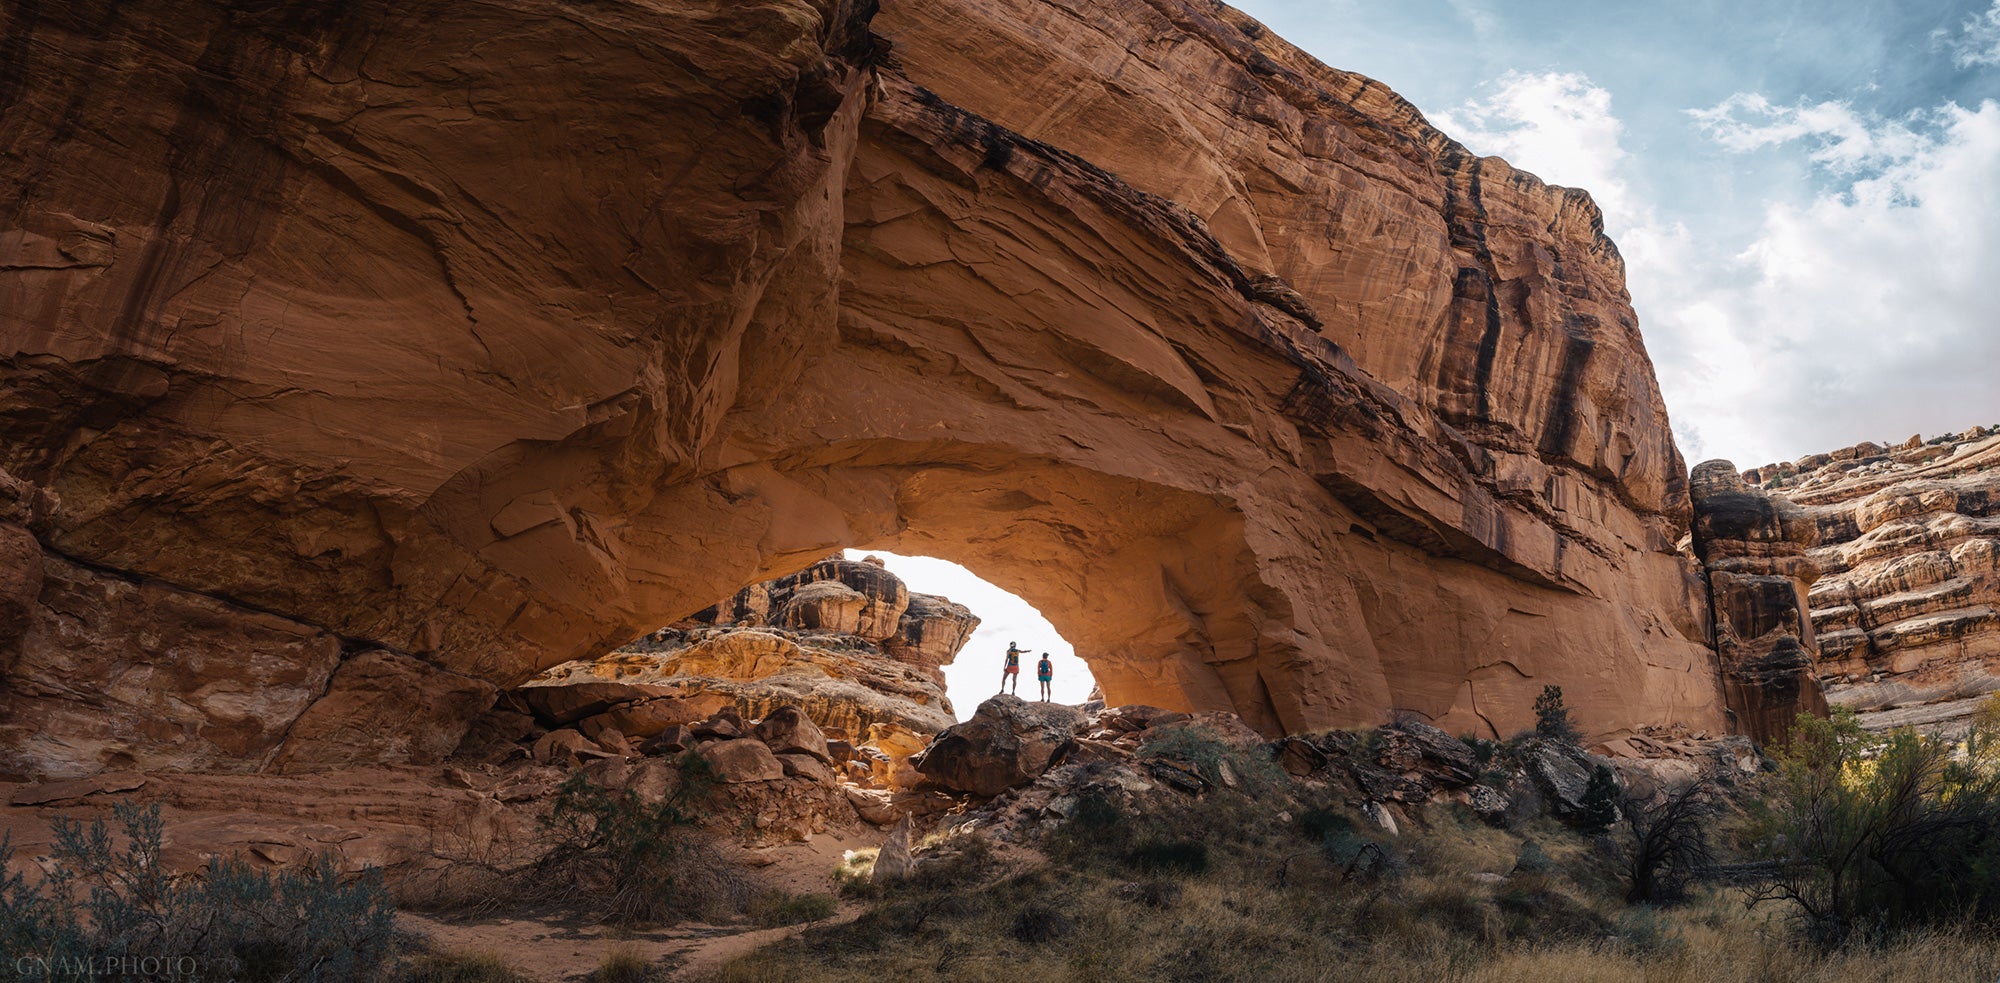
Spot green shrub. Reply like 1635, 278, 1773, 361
1752, 710, 2000, 944
1534, 685, 1581, 745
1575, 764, 1621, 834
1136, 726, 1286, 792
0, 802, 395, 983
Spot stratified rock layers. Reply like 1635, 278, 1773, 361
1688, 461, 1827, 745
1, 0, 1719, 776
1765, 431, 2000, 731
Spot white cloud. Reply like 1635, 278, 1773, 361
1662, 97, 2000, 466
1687, 93, 1930, 172
1935, 0, 2000, 68
1436, 73, 2000, 469
1433, 71, 1639, 228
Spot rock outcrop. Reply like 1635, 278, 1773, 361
688, 555, 978, 687
1750, 429, 2000, 732
535, 627, 957, 739
1, 0, 1726, 776
912, 695, 1083, 796
1688, 461, 1828, 745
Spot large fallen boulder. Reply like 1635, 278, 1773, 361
911, 695, 1084, 796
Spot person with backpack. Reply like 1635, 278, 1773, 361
1000, 641, 1023, 695
1037, 652, 1054, 701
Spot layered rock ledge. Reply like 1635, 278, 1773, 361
1745, 428, 2000, 732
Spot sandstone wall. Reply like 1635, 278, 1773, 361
1687, 461, 1827, 745
1, 0, 1722, 776
1749, 429, 2000, 731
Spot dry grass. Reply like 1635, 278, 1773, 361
393, 949, 535, 983
705, 789, 2000, 983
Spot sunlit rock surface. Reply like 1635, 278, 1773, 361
1749, 429, 2000, 732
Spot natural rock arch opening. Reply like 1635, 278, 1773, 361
838, 550, 1098, 718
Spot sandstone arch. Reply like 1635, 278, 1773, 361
1, 0, 1728, 777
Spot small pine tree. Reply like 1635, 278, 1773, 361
1577, 764, 1620, 834
1534, 685, 1581, 744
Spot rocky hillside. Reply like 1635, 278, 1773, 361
1741, 427, 2000, 732
3, 0, 1730, 779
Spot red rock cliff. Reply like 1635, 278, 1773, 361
0, 0, 1722, 777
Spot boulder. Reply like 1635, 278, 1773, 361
1097, 705, 1190, 733
1376, 720, 1479, 785
699, 739, 785, 783
912, 695, 1084, 796
642, 725, 695, 756
532, 729, 601, 766
872, 816, 916, 883
581, 694, 730, 740
274, 651, 498, 773
1524, 741, 1601, 815
845, 787, 900, 825
755, 706, 833, 764
777, 753, 837, 787
691, 708, 747, 740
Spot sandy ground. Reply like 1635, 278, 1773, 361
2, 777, 892, 982
397, 825, 884, 981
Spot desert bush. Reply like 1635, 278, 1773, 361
394, 950, 534, 983
0, 801, 395, 982
1610, 774, 1716, 903
1295, 808, 1394, 880
1751, 709, 2000, 944
1533, 685, 1581, 745
1574, 764, 1621, 834
907, 834, 1001, 893
529, 756, 750, 925
583, 945, 669, 983
1043, 791, 1132, 868
1136, 726, 1286, 793
1008, 904, 1074, 943
1124, 840, 1209, 876
751, 891, 837, 927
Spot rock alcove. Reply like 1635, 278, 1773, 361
0, 0, 1748, 780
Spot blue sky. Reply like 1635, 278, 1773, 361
1233, 0, 2000, 467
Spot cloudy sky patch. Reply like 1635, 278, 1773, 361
1233, 0, 2000, 467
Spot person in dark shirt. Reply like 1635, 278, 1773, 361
1000, 641, 1023, 695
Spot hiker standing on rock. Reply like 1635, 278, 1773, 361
1037, 652, 1054, 702
1000, 641, 1023, 695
